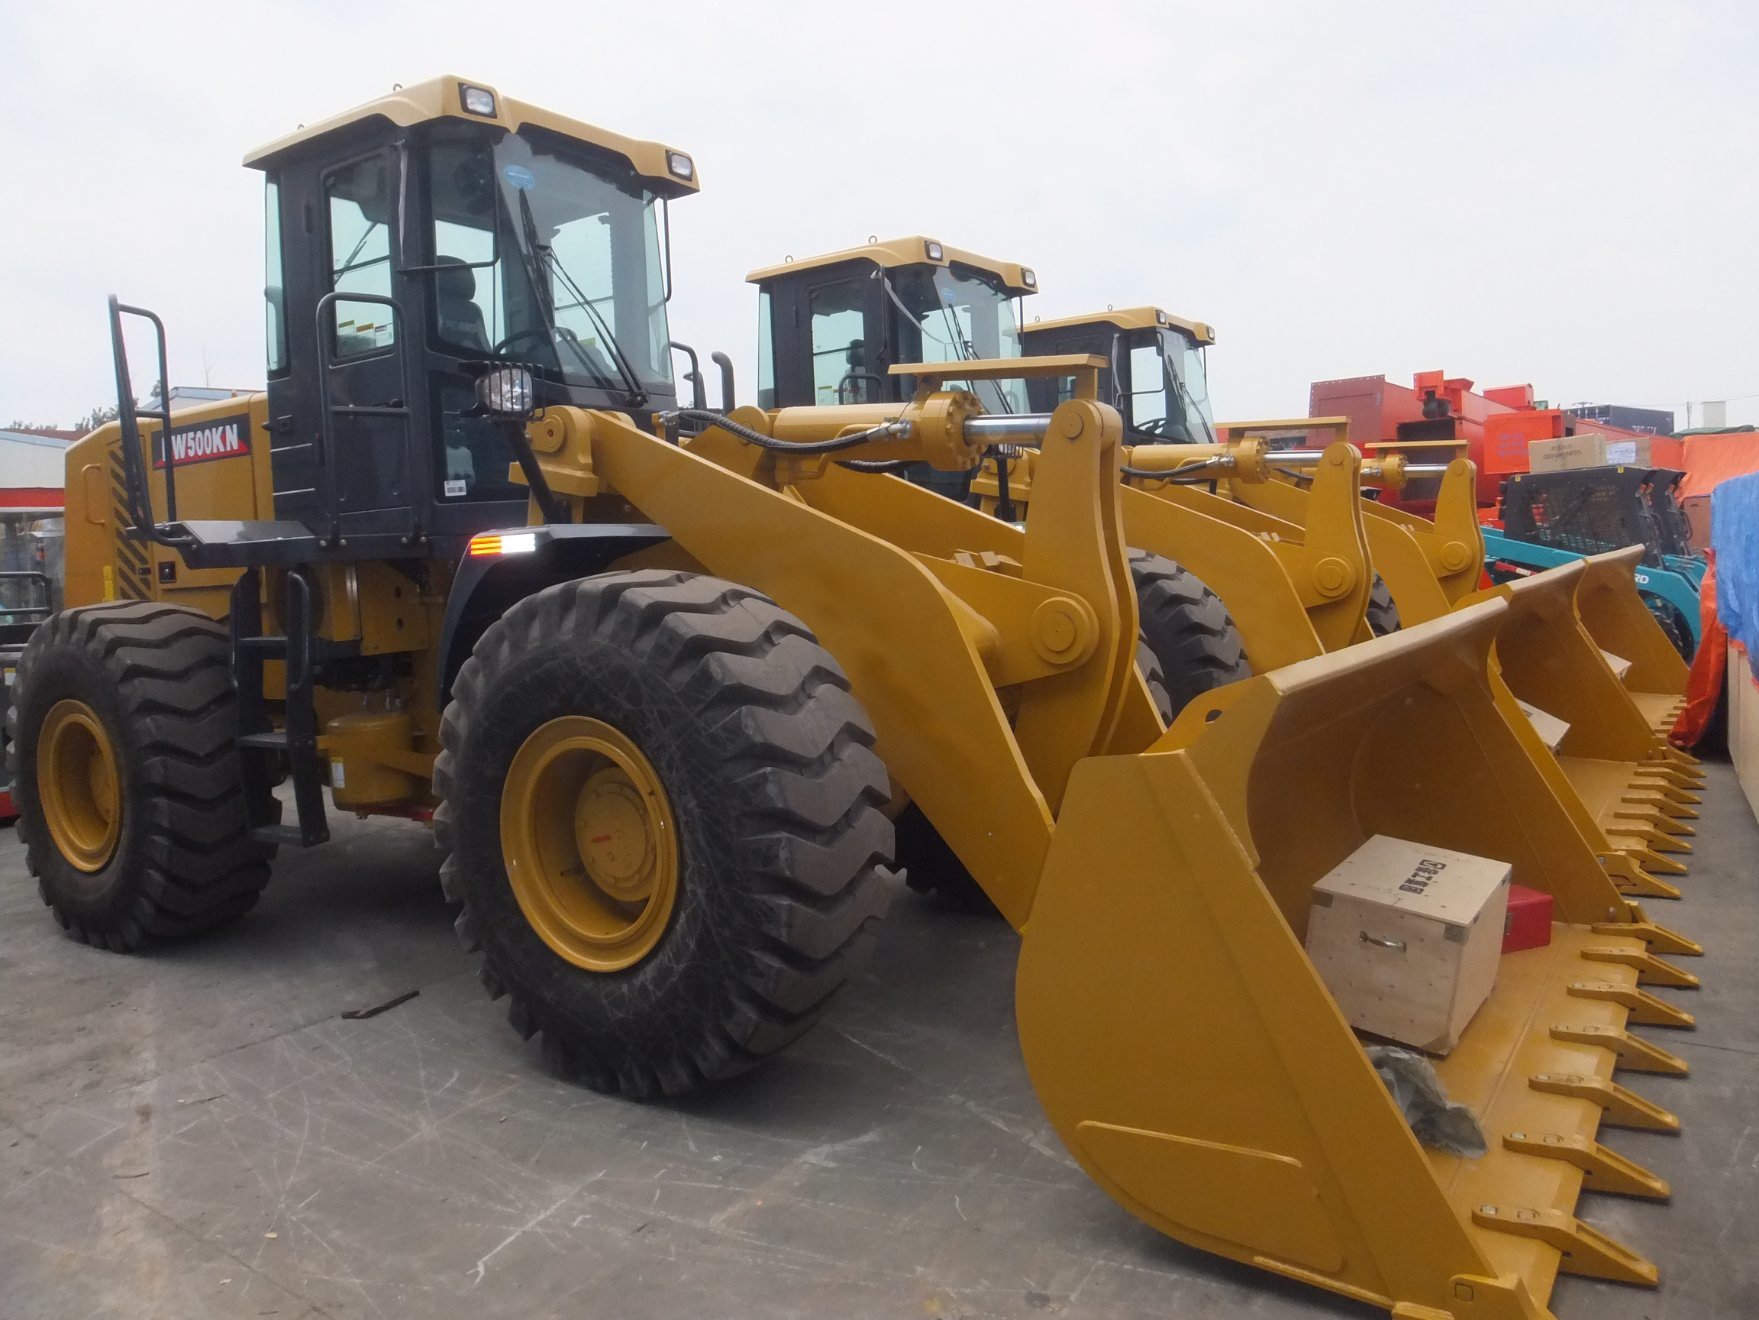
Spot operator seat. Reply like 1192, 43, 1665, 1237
436, 256, 490, 353
841, 338, 872, 403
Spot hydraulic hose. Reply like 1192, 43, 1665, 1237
659, 408, 911, 454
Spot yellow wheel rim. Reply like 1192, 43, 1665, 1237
500, 716, 679, 972
37, 698, 122, 873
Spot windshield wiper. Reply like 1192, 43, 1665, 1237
513, 192, 647, 406
880, 274, 1014, 414
1169, 361, 1216, 444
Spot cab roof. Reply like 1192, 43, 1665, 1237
242, 75, 700, 199
1027, 306, 1215, 345
746, 236, 1037, 296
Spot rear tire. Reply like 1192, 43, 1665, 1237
1642, 593, 1694, 660
9, 602, 273, 949
1366, 574, 1403, 636
1128, 550, 1251, 717
434, 570, 894, 1098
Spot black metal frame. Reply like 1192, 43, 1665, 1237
1499, 466, 1666, 564
1644, 468, 1695, 559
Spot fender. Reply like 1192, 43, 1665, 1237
436, 522, 674, 705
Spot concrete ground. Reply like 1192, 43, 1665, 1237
1, 769, 1755, 1320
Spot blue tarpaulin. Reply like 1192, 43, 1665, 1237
1713, 471, 1759, 684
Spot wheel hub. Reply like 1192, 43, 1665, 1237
500, 716, 678, 972
38, 698, 122, 872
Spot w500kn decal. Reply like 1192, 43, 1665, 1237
152, 414, 251, 469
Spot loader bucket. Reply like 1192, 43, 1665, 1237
1473, 562, 1701, 879
1017, 599, 1692, 1320
1575, 548, 1698, 773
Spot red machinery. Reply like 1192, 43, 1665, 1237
1310, 370, 1673, 514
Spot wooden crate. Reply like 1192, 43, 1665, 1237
1305, 835, 1511, 1055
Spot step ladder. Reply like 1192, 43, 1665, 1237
230, 567, 331, 847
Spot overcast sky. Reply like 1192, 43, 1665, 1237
4, 0, 1755, 431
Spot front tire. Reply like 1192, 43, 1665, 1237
1128, 551, 1252, 717
1366, 574, 1403, 636
434, 570, 894, 1098
9, 602, 273, 949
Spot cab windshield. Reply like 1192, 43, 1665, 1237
1127, 328, 1215, 443
888, 264, 1026, 413
426, 125, 673, 397
1167, 330, 1214, 441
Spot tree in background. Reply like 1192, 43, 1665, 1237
75, 405, 120, 432
7, 405, 120, 434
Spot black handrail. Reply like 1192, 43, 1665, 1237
106, 296, 192, 548
668, 340, 707, 410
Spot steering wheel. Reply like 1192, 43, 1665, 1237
1134, 416, 1171, 437
491, 327, 553, 355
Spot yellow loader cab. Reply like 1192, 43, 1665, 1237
747, 236, 1035, 500
1020, 305, 1219, 445
12, 82, 1706, 1320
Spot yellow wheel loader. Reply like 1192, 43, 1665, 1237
7, 81, 1697, 1320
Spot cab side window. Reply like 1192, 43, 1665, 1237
325, 155, 397, 359
264, 178, 288, 376
756, 288, 777, 409
808, 279, 871, 404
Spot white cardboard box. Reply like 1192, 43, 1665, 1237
1305, 835, 1511, 1055
1514, 697, 1570, 752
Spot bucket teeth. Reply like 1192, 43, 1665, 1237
1593, 913, 1703, 957
1550, 1024, 1690, 1075
1604, 817, 1693, 854
1530, 1072, 1680, 1132
1501, 1131, 1671, 1200
1623, 790, 1699, 820
1633, 763, 1704, 793
1604, 835, 1687, 875
1471, 1204, 1658, 1286
1615, 805, 1694, 834
1568, 979, 1696, 1028
1607, 866, 1683, 899
1581, 945, 1700, 989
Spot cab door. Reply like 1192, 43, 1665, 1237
765, 263, 886, 408
315, 148, 417, 535
263, 133, 419, 544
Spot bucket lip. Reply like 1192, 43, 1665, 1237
1263, 597, 1507, 698
1583, 544, 1646, 574
1481, 558, 1585, 615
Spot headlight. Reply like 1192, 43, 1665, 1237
460, 84, 497, 117
468, 530, 539, 557
666, 150, 695, 180
924, 239, 944, 261
475, 365, 534, 417
1021, 267, 1036, 288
